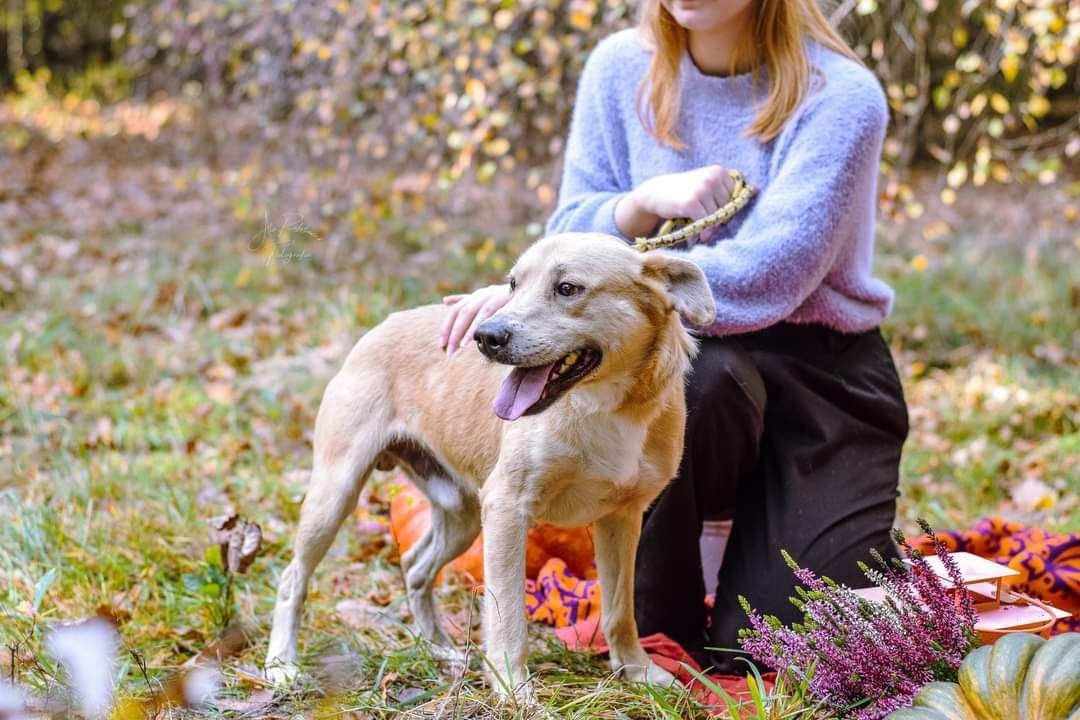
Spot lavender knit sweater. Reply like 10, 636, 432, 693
545, 28, 895, 337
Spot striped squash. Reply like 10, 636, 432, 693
886, 633, 1080, 720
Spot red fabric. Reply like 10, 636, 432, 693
555, 615, 775, 711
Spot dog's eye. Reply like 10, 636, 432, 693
508, 277, 516, 292
556, 282, 580, 297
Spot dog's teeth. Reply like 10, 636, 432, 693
566, 352, 579, 365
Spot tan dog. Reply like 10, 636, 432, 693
265, 231, 716, 701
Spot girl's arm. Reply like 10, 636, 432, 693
652, 75, 890, 336
544, 45, 737, 243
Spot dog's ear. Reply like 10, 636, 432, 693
641, 252, 717, 326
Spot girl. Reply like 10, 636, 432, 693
440, 0, 909, 673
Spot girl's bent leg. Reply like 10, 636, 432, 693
705, 325, 909, 674
633, 337, 766, 652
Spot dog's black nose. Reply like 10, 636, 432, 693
474, 320, 512, 357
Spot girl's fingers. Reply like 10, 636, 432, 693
439, 305, 461, 348
722, 173, 736, 200
447, 299, 482, 354
711, 183, 730, 212
686, 200, 710, 221
443, 294, 466, 304
700, 192, 720, 216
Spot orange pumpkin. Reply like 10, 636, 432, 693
387, 477, 596, 585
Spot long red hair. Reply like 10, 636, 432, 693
635, 0, 862, 148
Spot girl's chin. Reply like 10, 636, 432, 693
668, 8, 740, 31
664, 0, 751, 31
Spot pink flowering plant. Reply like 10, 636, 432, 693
737, 520, 979, 720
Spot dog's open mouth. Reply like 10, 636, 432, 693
493, 348, 602, 421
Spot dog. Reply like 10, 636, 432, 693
265, 231, 717, 702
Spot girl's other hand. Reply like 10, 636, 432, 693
439, 283, 512, 355
615, 164, 736, 239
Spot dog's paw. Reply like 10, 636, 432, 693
501, 678, 539, 709
616, 659, 679, 688
427, 642, 468, 665
264, 660, 301, 688
488, 671, 540, 709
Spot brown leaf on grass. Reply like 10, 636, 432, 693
208, 306, 249, 331
231, 663, 273, 688
188, 623, 249, 667
204, 362, 236, 381
212, 688, 275, 713
209, 513, 263, 574
366, 587, 393, 607
380, 670, 399, 696
334, 598, 387, 630
95, 603, 132, 626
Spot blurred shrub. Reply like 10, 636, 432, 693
126, 0, 634, 186
1, 0, 129, 92
833, 0, 1078, 208
123, 0, 1075, 206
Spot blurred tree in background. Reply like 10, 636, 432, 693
1, 0, 128, 93
3, 0, 1077, 237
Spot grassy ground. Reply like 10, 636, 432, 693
0, 95, 1077, 718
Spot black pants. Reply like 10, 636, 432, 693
633, 322, 909, 674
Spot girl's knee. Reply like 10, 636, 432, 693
686, 340, 766, 419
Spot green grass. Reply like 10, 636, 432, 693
0, 103, 1077, 716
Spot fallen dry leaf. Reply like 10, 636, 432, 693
209, 513, 263, 574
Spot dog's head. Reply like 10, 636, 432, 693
474, 232, 716, 421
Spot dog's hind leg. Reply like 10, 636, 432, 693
396, 453, 480, 656
265, 374, 391, 686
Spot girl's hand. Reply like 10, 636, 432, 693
439, 283, 512, 355
615, 165, 736, 239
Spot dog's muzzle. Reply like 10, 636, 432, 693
474, 319, 512, 361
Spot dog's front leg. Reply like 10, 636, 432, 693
479, 482, 535, 705
594, 509, 677, 687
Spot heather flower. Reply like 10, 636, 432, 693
737, 521, 978, 720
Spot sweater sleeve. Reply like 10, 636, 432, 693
544, 38, 633, 242
653, 74, 889, 336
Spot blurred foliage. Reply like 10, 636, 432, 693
835, 0, 1079, 217
7, 1, 1069, 241
0, 0, 129, 93
125, 1, 637, 185
120, 1, 1077, 202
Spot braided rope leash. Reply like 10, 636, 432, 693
631, 169, 756, 252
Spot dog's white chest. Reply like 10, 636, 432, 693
526, 415, 651, 525
580, 415, 647, 482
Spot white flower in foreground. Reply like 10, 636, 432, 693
182, 665, 222, 707
44, 616, 119, 719
0, 680, 28, 720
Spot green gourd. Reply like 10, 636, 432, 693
956, 645, 995, 718
912, 681, 977, 720
1017, 633, 1080, 720
887, 709, 951, 720
886, 633, 1080, 720
974, 632, 1045, 720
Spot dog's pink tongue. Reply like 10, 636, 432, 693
494, 362, 555, 421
